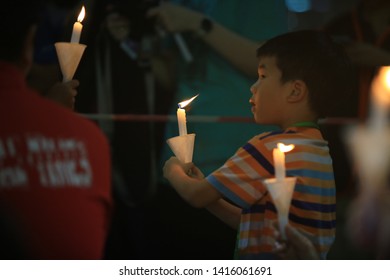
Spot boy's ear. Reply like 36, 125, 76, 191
287, 80, 308, 103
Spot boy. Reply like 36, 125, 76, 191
163, 30, 353, 259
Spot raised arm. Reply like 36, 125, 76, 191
147, 2, 259, 77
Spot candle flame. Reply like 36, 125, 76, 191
277, 143, 295, 153
371, 66, 390, 106
178, 94, 199, 109
77, 6, 86, 22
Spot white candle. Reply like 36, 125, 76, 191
71, 6, 85, 44
370, 66, 390, 131
273, 147, 285, 180
273, 143, 295, 180
177, 107, 187, 136
177, 94, 199, 136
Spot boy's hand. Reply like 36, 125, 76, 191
189, 165, 205, 179
163, 157, 192, 180
163, 156, 204, 181
163, 156, 181, 181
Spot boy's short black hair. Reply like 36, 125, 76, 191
0, 1, 43, 62
256, 30, 354, 118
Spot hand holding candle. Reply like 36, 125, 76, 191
71, 6, 85, 44
167, 94, 199, 163
55, 6, 87, 82
263, 142, 296, 239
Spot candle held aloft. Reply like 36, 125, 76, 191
273, 143, 294, 180
71, 6, 85, 44
177, 94, 199, 136
71, 22, 82, 43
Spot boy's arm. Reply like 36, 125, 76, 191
206, 199, 241, 230
163, 157, 222, 208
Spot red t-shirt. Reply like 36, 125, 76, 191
0, 62, 112, 259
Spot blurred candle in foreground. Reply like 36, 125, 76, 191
177, 94, 199, 136
71, 6, 85, 43
273, 143, 294, 180
370, 66, 390, 131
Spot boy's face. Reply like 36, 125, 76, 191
249, 56, 291, 125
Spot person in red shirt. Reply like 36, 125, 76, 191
0, 1, 112, 259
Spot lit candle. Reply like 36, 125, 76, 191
177, 94, 199, 136
177, 107, 187, 136
370, 66, 390, 131
70, 6, 85, 44
273, 143, 295, 180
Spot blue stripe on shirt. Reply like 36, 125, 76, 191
242, 204, 266, 214
291, 199, 336, 213
294, 183, 336, 197
266, 199, 336, 213
242, 142, 274, 174
287, 169, 334, 181
289, 213, 336, 229
288, 152, 332, 165
265, 202, 335, 228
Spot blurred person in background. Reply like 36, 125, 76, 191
75, 0, 173, 259
0, 0, 112, 259
322, 0, 390, 195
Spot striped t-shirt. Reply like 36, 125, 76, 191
206, 126, 336, 259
